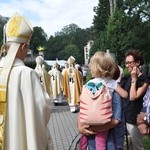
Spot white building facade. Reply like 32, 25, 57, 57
84, 40, 94, 65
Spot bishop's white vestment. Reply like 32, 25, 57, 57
48, 68, 63, 102
0, 58, 53, 150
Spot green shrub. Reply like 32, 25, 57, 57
143, 136, 150, 149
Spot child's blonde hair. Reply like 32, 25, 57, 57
89, 51, 116, 78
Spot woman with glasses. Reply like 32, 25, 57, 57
123, 49, 150, 150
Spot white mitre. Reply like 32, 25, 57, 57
67, 56, 75, 64
36, 56, 44, 65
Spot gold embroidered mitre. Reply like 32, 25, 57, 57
0, 12, 33, 101
6, 12, 33, 44
67, 56, 75, 64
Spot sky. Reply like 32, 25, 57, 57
0, 0, 99, 37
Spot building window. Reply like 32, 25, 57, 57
86, 54, 89, 59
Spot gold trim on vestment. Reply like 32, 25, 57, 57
0, 70, 7, 150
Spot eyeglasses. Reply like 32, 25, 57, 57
125, 61, 135, 65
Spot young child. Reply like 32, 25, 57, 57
79, 51, 128, 150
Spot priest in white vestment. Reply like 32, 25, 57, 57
35, 56, 52, 98
0, 13, 53, 150
48, 62, 63, 104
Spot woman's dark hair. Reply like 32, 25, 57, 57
125, 49, 144, 65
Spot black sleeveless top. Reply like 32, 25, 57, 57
122, 74, 150, 125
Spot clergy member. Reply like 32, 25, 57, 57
35, 55, 52, 98
48, 62, 63, 104
62, 56, 83, 112
0, 13, 53, 150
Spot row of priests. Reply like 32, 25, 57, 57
34, 55, 83, 113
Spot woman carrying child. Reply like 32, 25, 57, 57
78, 51, 128, 150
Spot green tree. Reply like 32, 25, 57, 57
106, 0, 150, 64
58, 44, 80, 62
69, 27, 94, 64
30, 26, 47, 55
55, 23, 79, 36
91, 0, 111, 56
92, 0, 150, 64
90, 32, 108, 56
106, 10, 130, 64
93, 0, 110, 35
45, 34, 70, 60
45, 24, 94, 64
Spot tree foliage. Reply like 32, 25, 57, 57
30, 26, 48, 55
45, 25, 94, 64
91, 0, 150, 65
55, 23, 79, 36
58, 44, 80, 61
93, 0, 110, 35
1, 0, 149, 66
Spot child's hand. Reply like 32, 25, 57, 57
79, 123, 97, 136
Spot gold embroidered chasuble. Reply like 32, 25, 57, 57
62, 67, 83, 105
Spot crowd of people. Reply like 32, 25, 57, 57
78, 50, 150, 150
0, 12, 150, 150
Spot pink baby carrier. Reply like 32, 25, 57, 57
79, 81, 112, 150
80, 81, 112, 125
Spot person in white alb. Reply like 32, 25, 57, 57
0, 13, 53, 150
48, 62, 63, 104
35, 55, 52, 98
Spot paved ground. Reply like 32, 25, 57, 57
48, 99, 81, 150
47, 99, 132, 150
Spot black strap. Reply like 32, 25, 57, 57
68, 132, 80, 150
